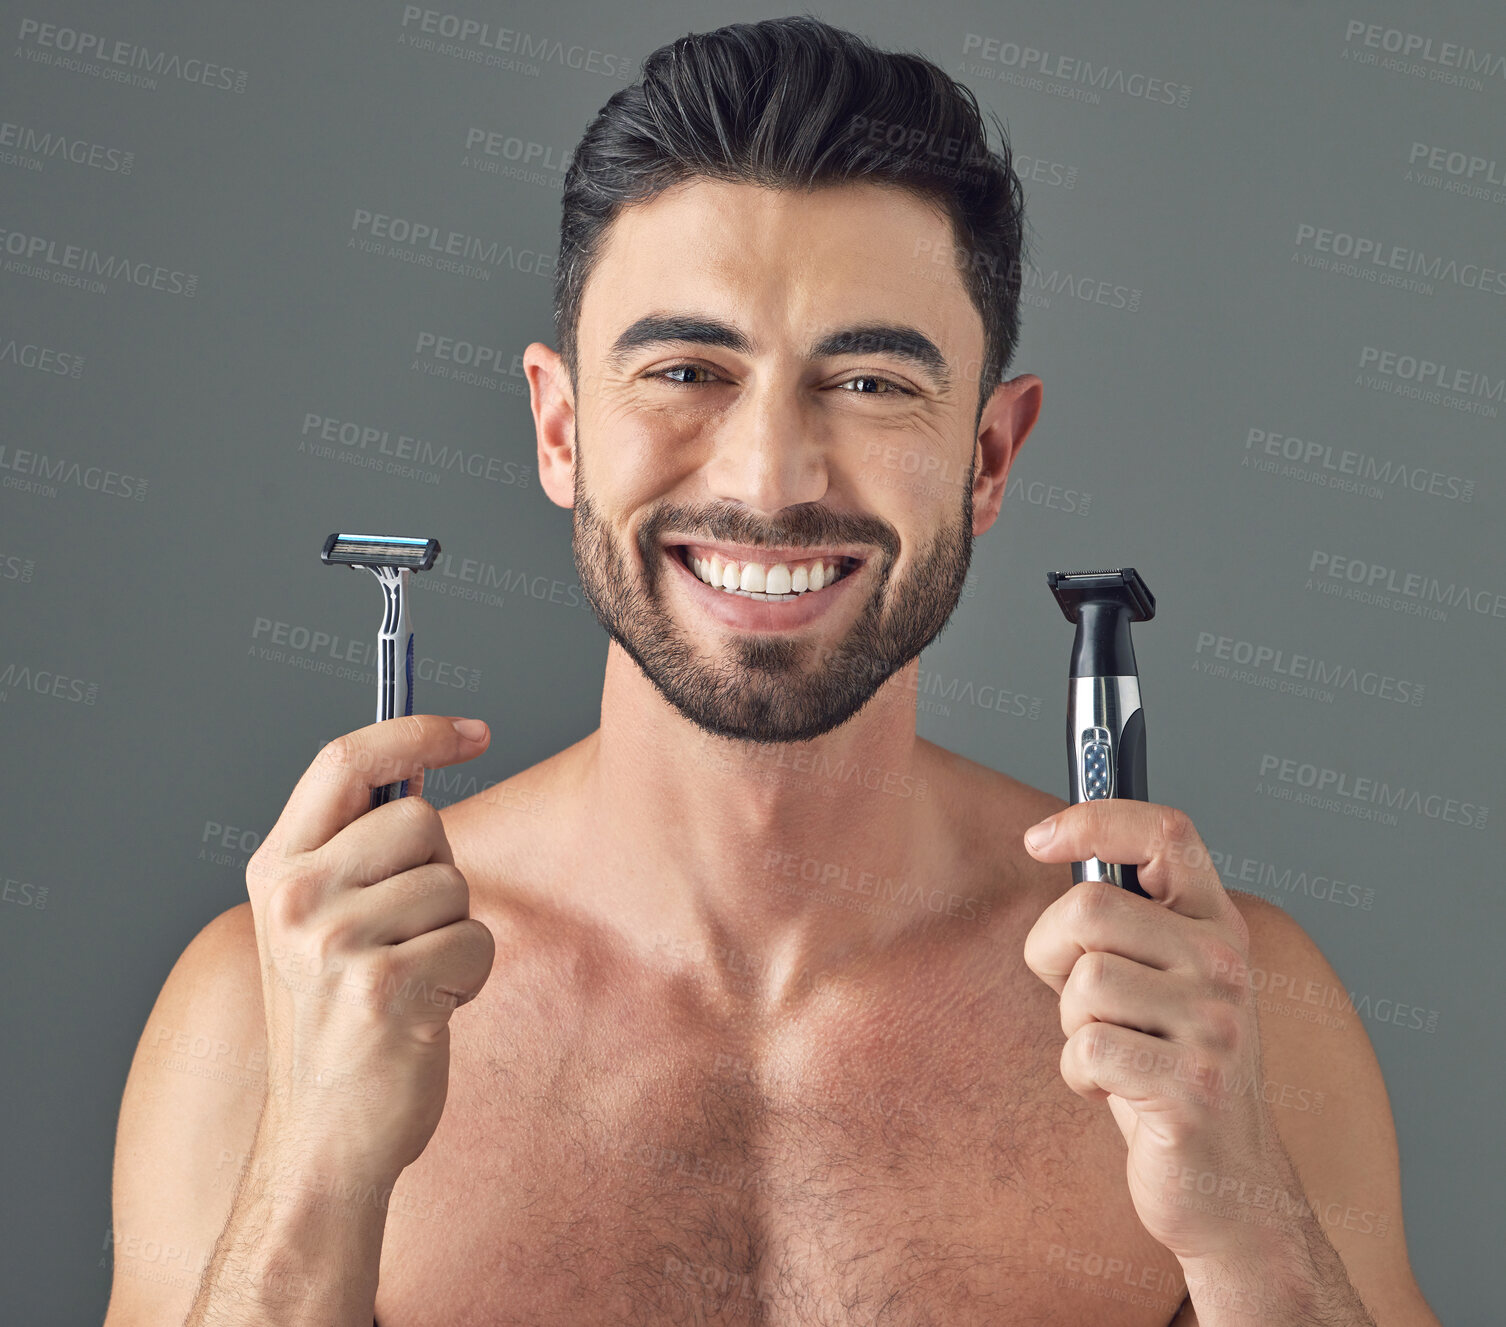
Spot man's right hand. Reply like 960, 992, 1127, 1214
244, 714, 497, 1185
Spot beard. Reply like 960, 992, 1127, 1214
570, 439, 975, 744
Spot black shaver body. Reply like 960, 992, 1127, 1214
1047, 568, 1156, 899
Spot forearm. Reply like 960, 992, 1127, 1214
184, 1135, 395, 1326
1179, 1216, 1376, 1327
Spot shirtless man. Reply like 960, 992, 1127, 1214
105, 16, 1441, 1327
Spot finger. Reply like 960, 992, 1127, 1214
342, 862, 471, 948
307, 793, 456, 903
382, 917, 496, 1032
1058, 950, 1189, 1042
1023, 879, 1187, 994
267, 714, 488, 858
1060, 1021, 1220, 1111
1024, 801, 1230, 923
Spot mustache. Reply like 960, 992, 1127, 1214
638, 502, 900, 560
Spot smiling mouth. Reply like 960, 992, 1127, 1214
667, 544, 864, 602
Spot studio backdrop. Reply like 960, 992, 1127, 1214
1, 2, 1500, 1322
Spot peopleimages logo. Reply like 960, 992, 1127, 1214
0, 442, 148, 501
1343, 20, 1506, 83
0, 224, 198, 297
249, 617, 482, 692
1307, 551, 1506, 623
409, 329, 529, 396
0, 661, 100, 705
1257, 753, 1487, 830
1193, 631, 1425, 707
0, 337, 84, 378
459, 127, 571, 188
1292, 223, 1506, 295
0, 119, 133, 174
1357, 346, 1503, 417
912, 238, 1142, 312
14, 18, 249, 92
1407, 142, 1506, 186
0, 551, 37, 583
1208, 846, 1375, 912
959, 33, 1192, 107
348, 208, 554, 281
298, 413, 530, 489
1243, 427, 1476, 501
397, 7, 633, 80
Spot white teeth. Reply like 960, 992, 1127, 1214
680, 548, 851, 599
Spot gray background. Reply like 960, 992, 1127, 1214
2, 1, 1500, 1321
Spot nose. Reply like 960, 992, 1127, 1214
700, 377, 830, 515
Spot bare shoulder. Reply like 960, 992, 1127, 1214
920, 739, 1070, 904
114, 899, 266, 1102
1216, 895, 1442, 1323
436, 760, 591, 999
105, 901, 267, 1324
433, 751, 559, 842
434, 735, 585, 885
921, 738, 1066, 830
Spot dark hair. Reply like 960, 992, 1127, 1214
554, 14, 1029, 428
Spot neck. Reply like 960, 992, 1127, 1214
574, 640, 946, 1010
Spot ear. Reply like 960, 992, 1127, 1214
971, 373, 1043, 537
523, 341, 577, 509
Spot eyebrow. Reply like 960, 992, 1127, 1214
603, 312, 953, 393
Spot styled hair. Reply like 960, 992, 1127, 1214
554, 14, 1029, 427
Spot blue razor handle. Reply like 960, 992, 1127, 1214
370, 571, 416, 809
321, 533, 440, 813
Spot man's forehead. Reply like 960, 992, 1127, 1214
580, 177, 974, 365
595, 176, 954, 274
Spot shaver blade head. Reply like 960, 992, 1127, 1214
322, 532, 440, 571
1046, 567, 1155, 624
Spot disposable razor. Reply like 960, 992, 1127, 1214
1046, 567, 1156, 898
322, 533, 441, 809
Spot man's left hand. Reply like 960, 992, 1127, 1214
1021, 798, 1300, 1265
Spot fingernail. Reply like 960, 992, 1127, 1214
1024, 819, 1055, 850
452, 718, 488, 742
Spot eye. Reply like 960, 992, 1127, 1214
645, 365, 915, 395
648, 363, 722, 387
839, 374, 913, 396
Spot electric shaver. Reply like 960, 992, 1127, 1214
322, 532, 441, 809
1046, 567, 1156, 898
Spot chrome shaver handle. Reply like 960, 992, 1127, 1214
1067, 674, 1151, 898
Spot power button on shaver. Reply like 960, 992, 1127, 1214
1081, 727, 1113, 799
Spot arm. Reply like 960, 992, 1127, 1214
183, 1107, 391, 1326
1021, 801, 1444, 1327
1168, 893, 1443, 1327
102, 901, 390, 1326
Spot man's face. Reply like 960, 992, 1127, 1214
568, 179, 992, 744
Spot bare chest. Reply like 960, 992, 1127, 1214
370, 942, 1186, 1327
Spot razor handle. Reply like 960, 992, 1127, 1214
371, 568, 417, 810
1067, 675, 1151, 898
